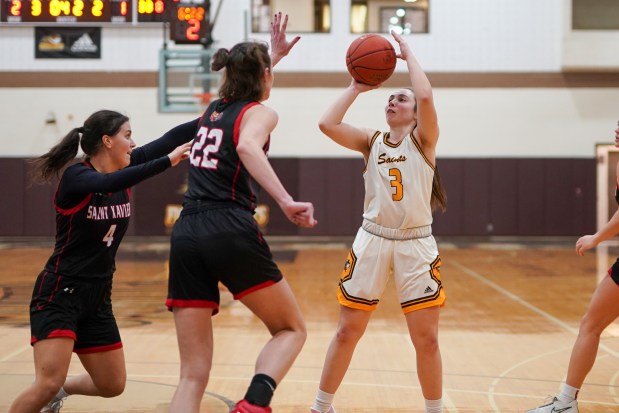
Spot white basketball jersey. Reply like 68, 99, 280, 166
363, 131, 435, 229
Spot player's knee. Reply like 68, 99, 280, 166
334, 324, 364, 344
35, 378, 63, 402
98, 377, 126, 398
412, 334, 440, 354
578, 313, 605, 337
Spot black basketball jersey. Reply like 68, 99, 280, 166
41, 118, 200, 280
44, 162, 134, 279
185, 99, 267, 211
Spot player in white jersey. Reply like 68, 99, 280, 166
310, 31, 448, 413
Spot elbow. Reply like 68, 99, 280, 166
415, 87, 433, 103
236, 142, 250, 158
318, 121, 334, 135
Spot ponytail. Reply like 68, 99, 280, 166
431, 166, 447, 212
31, 128, 81, 183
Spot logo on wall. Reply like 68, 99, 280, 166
35, 27, 101, 59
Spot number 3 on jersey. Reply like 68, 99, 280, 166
389, 168, 403, 201
190, 126, 224, 169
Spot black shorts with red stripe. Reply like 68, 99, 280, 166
609, 258, 619, 285
166, 204, 283, 315
30, 271, 122, 354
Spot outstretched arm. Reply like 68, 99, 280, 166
318, 80, 378, 159
270, 12, 300, 68
237, 105, 317, 228
391, 31, 439, 155
576, 134, 619, 255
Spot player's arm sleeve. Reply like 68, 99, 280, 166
60, 158, 172, 196
130, 118, 199, 165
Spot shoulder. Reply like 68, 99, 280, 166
243, 103, 278, 124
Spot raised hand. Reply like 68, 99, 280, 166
391, 30, 411, 61
270, 12, 301, 67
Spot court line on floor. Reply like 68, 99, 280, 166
451, 259, 619, 412
0, 345, 30, 362
450, 259, 619, 358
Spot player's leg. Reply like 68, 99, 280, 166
234, 279, 306, 409
565, 275, 619, 388
396, 236, 444, 412
8, 338, 74, 413
405, 306, 442, 400
318, 305, 372, 393
525, 275, 619, 413
311, 229, 390, 413
169, 307, 215, 413
72, 348, 126, 397
167, 211, 219, 413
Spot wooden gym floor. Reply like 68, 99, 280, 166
1, 236, 618, 412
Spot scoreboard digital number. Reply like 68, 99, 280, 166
136, 0, 173, 23
0, 0, 210, 45
0, 0, 132, 23
171, 2, 208, 44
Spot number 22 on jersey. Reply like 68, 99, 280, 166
189, 126, 224, 169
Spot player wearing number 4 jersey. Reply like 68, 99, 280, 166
310, 31, 448, 413
8, 110, 195, 413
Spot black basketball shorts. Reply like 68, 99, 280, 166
167, 206, 283, 314
608, 258, 619, 285
30, 271, 122, 354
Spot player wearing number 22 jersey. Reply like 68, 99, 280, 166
184, 100, 263, 209
166, 99, 283, 313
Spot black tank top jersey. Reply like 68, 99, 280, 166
615, 185, 619, 204
43, 118, 200, 280
186, 99, 266, 211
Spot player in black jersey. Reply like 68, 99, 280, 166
526, 123, 619, 413
166, 13, 316, 413
8, 110, 195, 413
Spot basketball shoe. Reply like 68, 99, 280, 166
310, 407, 336, 413
40, 397, 64, 413
525, 396, 579, 413
231, 399, 272, 413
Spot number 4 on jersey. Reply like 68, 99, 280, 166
102, 224, 117, 247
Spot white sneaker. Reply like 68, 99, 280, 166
40, 397, 65, 413
526, 396, 578, 413
310, 407, 336, 413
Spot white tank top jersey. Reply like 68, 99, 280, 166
362, 130, 435, 230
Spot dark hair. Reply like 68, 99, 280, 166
403, 88, 447, 211
31, 110, 129, 183
431, 167, 447, 212
211, 41, 271, 102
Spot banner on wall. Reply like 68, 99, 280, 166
35, 27, 101, 59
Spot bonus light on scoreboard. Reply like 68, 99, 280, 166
0, 0, 131, 23
169, 0, 208, 44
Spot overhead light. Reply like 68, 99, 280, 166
404, 0, 418, 3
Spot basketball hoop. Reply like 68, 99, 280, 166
194, 92, 214, 107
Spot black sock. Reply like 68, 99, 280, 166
243, 374, 277, 407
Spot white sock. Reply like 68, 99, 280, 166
425, 398, 442, 413
557, 383, 579, 404
311, 389, 335, 413
56, 387, 70, 400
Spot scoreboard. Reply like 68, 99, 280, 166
0, 0, 209, 43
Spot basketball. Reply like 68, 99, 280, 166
346, 34, 397, 86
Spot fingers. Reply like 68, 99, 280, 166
289, 35, 301, 48
281, 13, 288, 32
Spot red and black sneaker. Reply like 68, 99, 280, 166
231, 399, 273, 413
